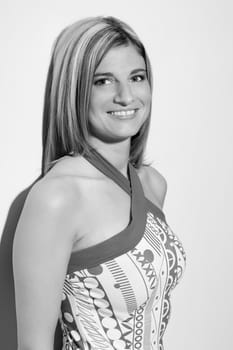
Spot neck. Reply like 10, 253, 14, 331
88, 137, 131, 177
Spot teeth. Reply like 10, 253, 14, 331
109, 109, 136, 116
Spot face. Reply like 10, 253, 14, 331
88, 44, 152, 143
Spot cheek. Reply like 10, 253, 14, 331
142, 92, 152, 110
90, 86, 115, 102
89, 92, 109, 114
89, 91, 97, 111
144, 89, 152, 102
136, 84, 152, 104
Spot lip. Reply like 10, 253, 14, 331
107, 108, 139, 119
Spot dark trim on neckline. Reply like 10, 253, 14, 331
67, 163, 147, 273
82, 148, 131, 195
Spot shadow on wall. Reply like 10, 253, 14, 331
0, 180, 62, 350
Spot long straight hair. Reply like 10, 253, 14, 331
41, 16, 153, 176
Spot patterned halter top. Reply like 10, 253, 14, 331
59, 149, 186, 350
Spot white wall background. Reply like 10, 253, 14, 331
1, 0, 232, 349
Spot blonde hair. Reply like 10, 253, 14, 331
41, 16, 153, 175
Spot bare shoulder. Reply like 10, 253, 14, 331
21, 175, 81, 241
27, 176, 78, 212
137, 165, 168, 210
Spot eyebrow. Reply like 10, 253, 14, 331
93, 68, 147, 77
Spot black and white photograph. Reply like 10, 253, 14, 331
0, 1, 232, 349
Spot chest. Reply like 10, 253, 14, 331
62, 203, 186, 350
72, 182, 131, 251
71, 169, 160, 253
66, 208, 186, 321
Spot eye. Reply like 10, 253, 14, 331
93, 78, 113, 86
131, 74, 146, 82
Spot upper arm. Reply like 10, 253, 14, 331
13, 180, 78, 349
144, 166, 168, 210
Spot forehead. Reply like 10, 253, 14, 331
95, 44, 146, 73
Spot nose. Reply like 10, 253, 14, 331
113, 82, 134, 106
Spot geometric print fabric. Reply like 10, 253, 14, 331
60, 208, 186, 350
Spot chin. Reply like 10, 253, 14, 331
111, 127, 142, 141
89, 118, 146, 142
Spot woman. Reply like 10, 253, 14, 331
13, 16, 186, 350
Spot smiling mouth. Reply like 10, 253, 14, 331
108, 109, 138, 117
